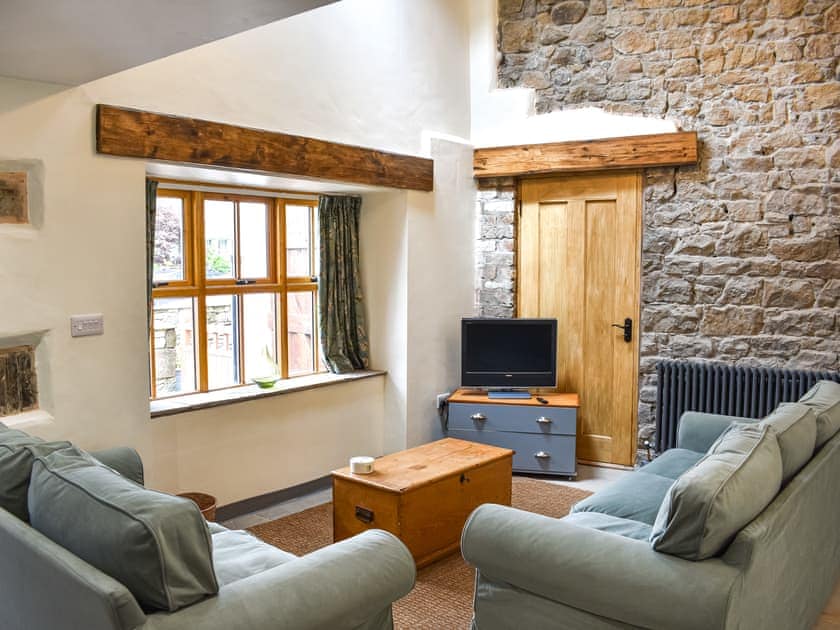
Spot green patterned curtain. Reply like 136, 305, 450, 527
145, 179, 158, 335
318, 195, 370, 373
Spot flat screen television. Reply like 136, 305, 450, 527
461, 318, 557, 390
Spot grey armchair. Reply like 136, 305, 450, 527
0, 445, 416, 630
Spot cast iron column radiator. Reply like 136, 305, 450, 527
655, 360, 840, 452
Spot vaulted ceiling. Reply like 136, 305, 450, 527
0, 0, 338, 86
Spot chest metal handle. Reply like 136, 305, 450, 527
355, 506, 374, 524
470, 413, 487, 422
534, 451, 551, 459
536, 416, 552, 425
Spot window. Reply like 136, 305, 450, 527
149, 186, 321, 399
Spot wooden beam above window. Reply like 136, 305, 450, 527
473, 131, 698, 178
96, 105, 434, 192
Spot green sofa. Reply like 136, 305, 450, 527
0, 425, 415, 630
462, 381, 840, 630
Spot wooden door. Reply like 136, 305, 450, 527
518, 172, 642, 467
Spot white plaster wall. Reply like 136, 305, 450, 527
361, 138, 477, 453
0, 77, 66, 114
0, 0, 473, 505
405, 138, 477, 447
0, 79, 389, 504
91, 0, 471, 156
469, 0, 677, 147
360, 191, 408, 454
167, 378, 385, 504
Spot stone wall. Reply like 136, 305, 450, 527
0, 345, 37, 416
477, 0, 839, 449
476, 177, 518, 317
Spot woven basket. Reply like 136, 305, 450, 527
179, 492, 217, 522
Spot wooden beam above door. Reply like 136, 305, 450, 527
96, 105, 434, 192
473, 131, 698, 178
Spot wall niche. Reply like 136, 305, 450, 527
0, 171, 28, 224
0, 345, 38, 416
0, 160, 44, 228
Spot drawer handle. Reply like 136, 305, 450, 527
355, 506, 374, 524
534, 451, 551, 460
470, 413, 487, 422
536, 416, 552, 425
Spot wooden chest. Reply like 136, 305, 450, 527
332, 438, 513, 567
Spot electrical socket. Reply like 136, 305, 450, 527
70, 314, 104, 338
436, 392, 451, 410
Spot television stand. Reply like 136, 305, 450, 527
487, 390, 532, 399
446, 389, 580, 478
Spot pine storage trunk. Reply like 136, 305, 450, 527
332, 438, 513, 567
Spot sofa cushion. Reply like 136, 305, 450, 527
641, 448, 704, 479
207, 521, 227, 535
0, 429, 71, 521
28, 447, 218, 612
757, 403, 817, 483
798, 380, 840, 449
562, 511, 652, 541
571, 472, 675, 525
650, 424, 782, 560
211, 526, 296, 587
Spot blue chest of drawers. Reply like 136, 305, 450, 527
446, 390, 579, 477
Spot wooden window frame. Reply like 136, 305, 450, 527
151, 189, 194, 289
150, 186, 321, 400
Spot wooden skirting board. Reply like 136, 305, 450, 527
473, 131, 698, 178
96, 105, 434, 192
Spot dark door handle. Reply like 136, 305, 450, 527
611, 318, 632, 343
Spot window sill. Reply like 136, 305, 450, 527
150, 370, 386, 418
2, 408, 55, 430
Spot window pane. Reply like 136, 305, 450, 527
287, 291, 315, 376
153, 297, 197, 395
153, 197, 185, 283
206, 294, 239, 389
286, 204, 311, 277
205, 200, 235, 279
243, 293, 278, 381
240, 202, 269, 279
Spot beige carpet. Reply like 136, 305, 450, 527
248, 478, 592, 629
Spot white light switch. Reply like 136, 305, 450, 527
70, 314, 104, 337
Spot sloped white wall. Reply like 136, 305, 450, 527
0, 0, 473, 505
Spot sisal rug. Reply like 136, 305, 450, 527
248, 478, 592, 630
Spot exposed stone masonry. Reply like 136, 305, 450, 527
0, 345, 38, 416
476, 178, 518, 318
477, 0, 839, 448
0, 171, 28, 224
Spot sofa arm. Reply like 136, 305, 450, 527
462, 504, 740, 630
0, 507, 146, 630
676, 412, 756, 453
144, 529, 415, 630
90, 447, 144, 486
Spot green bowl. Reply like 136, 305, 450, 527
252, 376, 280, 389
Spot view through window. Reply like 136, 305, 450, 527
150, 187, 322, 399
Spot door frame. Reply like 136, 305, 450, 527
515, 170, 643, 467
